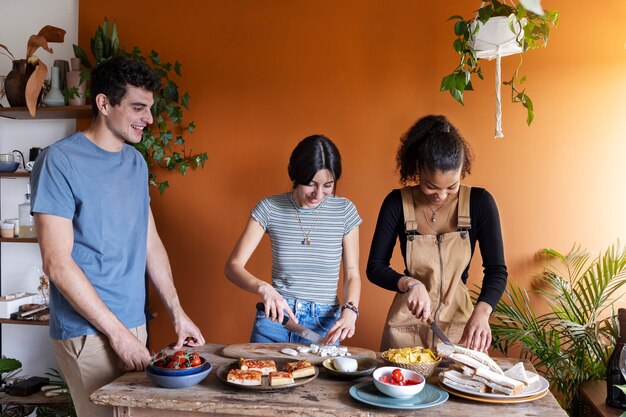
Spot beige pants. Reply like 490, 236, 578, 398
52, 325, 147, 417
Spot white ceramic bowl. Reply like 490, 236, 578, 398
372, 366, 425, 398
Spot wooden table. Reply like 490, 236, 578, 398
92, 343, 568, 417
579, 380, 625, 417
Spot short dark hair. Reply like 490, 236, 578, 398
288, 135, 342, 187
396, 115, 473, 185
89, 56, 161, 116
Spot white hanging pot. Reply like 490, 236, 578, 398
468, 14, 526, 138
469, 15, 525, 59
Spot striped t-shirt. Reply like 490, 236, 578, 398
251, 193, 362, 305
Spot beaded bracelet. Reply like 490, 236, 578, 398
341, 301, 359, 318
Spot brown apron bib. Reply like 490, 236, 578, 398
380, 185, 474, 351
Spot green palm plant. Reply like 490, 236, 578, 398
488, 242, 626, 413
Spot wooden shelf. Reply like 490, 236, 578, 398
0, 171, 30, 178
0, 105, 91, 120
0, 318, 48, 326
0, 390, 69, 405
0, 237, 37, 243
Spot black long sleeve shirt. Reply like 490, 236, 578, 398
366, 187, 507, 309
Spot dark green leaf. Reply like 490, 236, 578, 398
158, 181, 169, 195
162, 80, 179, 102
454, 21, 468, 36
187, 122, 196, 133
181, 93, 190, 109
73, 45, 93, 69
174, 61, 182, 76
0, 357, 22, 373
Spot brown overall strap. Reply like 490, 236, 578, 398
457, 185, 471, 235
400, 186, 419, 240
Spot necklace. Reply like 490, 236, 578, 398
291, 196, 323, 246
422, 203, 453, 235
423, 194, 450, 222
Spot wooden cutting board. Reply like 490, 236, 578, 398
221, 343, 377, 365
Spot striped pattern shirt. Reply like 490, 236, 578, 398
252, 193, 362, 304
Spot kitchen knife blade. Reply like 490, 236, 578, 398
427, 317, 454, 346
255, 302, 325, 344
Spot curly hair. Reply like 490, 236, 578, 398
89, 56, 161, 116
396, 115, 473, 185
288, 135, 342, 187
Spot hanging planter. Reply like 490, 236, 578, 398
440, 1, 559, 138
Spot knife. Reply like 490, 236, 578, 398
427, 317, 454, 346
255, 302, 325, 345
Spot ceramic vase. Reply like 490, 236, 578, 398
42, 67, 65, 106
66, 57, 86, 105
5, 59, 36, 107
53, 59, 69, 93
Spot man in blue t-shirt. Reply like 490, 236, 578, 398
30, 56, 205, 417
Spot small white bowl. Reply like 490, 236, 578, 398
372, 366, 425, 398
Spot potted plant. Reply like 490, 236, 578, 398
440, 0, 558, 135
73, 18, 207, 194
0, 25, 66, 116
485, 242, 626, 413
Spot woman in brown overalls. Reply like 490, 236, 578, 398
367, 115, 507, 352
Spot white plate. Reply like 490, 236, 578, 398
438, 369, 549, 399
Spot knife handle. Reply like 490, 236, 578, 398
255, 302, 289, 325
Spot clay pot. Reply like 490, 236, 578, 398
5, 60, 36, 107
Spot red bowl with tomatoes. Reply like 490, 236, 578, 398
372, 366, 425, 398
147, 350, 207, 376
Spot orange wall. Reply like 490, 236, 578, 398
79, 1, 626, 351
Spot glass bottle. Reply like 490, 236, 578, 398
18, 186, 36, 238
607, 308, 626, 408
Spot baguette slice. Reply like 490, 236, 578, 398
473, 367, 525, 396
503, 362, 530, 385
441, 370, 487, 393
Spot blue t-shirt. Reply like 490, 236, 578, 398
30, 132, 149, 340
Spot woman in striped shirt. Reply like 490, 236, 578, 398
225, 135, 362, 346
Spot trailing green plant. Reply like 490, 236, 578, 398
486, 242, 626, 413
440, 0, 558, 126
73, 17, 207, 194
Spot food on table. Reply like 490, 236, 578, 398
378, 368, 421, 386
286, 359, 316, 378
269, 371, 295, 386
332, 357, 358, 372
150, 349, 203, 369
438, 343, 537, 396
381, 346, 439, 364
296, 346, 311, 354
239, 358, 277, 376
280, 347, 299, 356
440, 370, 487, 393
503, 362, 539, 385
227, 369, 263, 386
437, 342, 502, 374
306, 344, 350, 357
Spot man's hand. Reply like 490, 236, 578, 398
172, 312, 206, 349
109, 330, 152, 371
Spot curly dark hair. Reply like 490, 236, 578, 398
396, 115, 473, 185
89, 56, 161, 116
288, 135, 342, 187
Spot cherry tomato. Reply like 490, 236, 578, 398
406, 379, 419, 385
172, 350, 186, 359
189, 352, 202, 367
379, 376, 391, 384
391, 368, 404, 383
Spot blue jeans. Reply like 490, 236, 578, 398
250, 298, 340, 344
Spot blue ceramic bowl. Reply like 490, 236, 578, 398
0, 161, 19, 173
146, 362, 212, 389
147, 357, 207, 376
